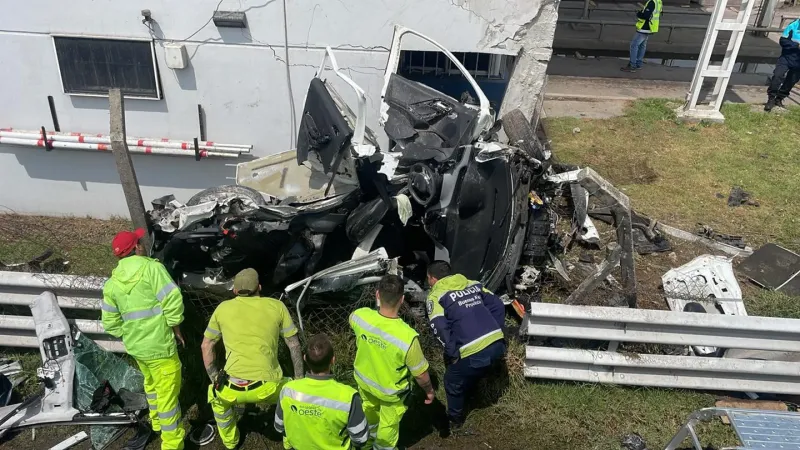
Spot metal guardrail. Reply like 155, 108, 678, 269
525, 303, 800, 394
557, 17, 784, 44
0, 271, 123, 352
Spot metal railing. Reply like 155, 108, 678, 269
0, 271, 123, 352
524, 303, 800, 395
561, 3, 712, 18
557, 17, 783, 44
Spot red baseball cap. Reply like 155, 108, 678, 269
112, 228, 146, 257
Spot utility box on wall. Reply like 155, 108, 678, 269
164, 42, 188, 69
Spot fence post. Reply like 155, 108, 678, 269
108, 89, 152, 250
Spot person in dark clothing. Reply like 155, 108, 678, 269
621, 0, 663, 72
426, 261, 506, 433
766, 19, 800, 112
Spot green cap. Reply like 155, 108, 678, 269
233, 268, 259, 296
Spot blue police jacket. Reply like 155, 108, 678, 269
426, 274, 506, 360
780, 19, 800, 68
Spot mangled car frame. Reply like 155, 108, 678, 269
148, 26, 637, 316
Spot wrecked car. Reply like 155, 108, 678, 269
148, 26, 554, 315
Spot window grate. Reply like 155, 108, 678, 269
54, 37, 160, 99
399, 50, 509, 80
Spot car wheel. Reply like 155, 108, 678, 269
502, 108, 546, 161
185, 185, 268, 207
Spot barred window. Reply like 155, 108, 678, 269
54, 36, 160, 99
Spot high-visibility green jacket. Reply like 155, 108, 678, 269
276, 374, 369, 449
350, 308, 424, 403
101, 255, 184, 361
635, 0, 662, 33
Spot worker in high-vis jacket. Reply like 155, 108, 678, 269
621, 0, 662, 72
201, 268, 304, 450
275, 333, 369, 449
350, 274, 435, 450
426, 261, 506, 432
101, 228, 186, 450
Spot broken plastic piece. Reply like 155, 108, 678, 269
49, 431, 88, 450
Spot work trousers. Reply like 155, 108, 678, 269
358, 388, 408, 450
137, 353, 185, 450
629, 31, 651, 69
443, 340, 506, 424
768, 61, 800, 101
208, 378, 288, 449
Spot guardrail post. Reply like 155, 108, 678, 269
109, 89, 152, 250
576, 168, 638, 308
614, 209, 637, 308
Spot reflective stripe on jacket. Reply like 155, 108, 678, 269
102, 255, 184, 361
427, 274, 505, 360
276, 375, 368, 449
636, 0, 662, 33
350, 308, 418, 402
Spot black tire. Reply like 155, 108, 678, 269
502, 108, 546, 161
186, 185, 268, 207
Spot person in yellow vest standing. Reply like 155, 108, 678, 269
201, 268, 304, 450
101, 228, 186, 450
275, 333, 370, 449
621, 0, 662, 72
350, 274, 435, 450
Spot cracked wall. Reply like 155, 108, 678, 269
0, 0, 558, 217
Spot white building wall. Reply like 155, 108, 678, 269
0, 0, 557, 218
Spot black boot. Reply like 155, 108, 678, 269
447, 419, 476, 438
775, 98, 785, 108
765, 97, 776, 112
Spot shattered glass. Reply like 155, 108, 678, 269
73, 333, 144, 450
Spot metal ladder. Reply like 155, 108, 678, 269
665, 408, 800, 449
679, 0, 758, 122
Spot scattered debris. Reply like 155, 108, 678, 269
578, 251, 595, 264
739, 243, 800, 295
662, 255, 744, 356
49, 431, 88, 450
657, 223, 752, 257
0, 360, 25, 388
0, 374, 10, 407
565, 243, 621, 305
589, 208, 671, 255
727, 186, 758, 207
572, 127, 581, 134
574, 51, 587, 60
188, 423, 216, 446
0, 292, 139, 445
696, 225, 747, 249
620, 432, 648, 450
0, 249, 68, 273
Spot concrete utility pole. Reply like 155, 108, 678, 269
109, 89, 152, 250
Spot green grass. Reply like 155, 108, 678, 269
2, 100, 800, 448
546, 99, 800, 251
